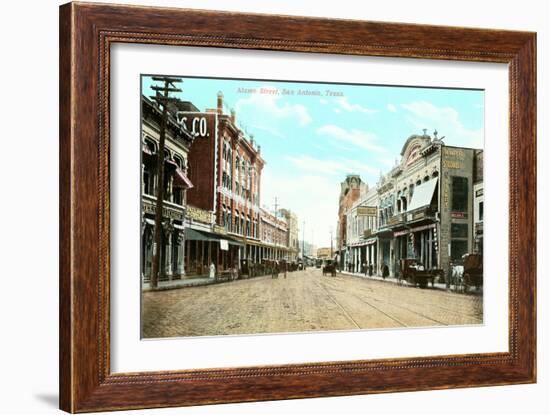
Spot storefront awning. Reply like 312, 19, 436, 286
394, 223, 436, 237
185, 228, 220, 242
225, 236, 244, 247
173, 168, 194, 189
407, 177, 438, 212
185, 228, 243, 247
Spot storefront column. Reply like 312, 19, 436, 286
144, 227, 153, 281
176, 235, 185, 276
185, 237, 190, 274
164, 231, 173, 279
420, 232, 425, 266
376, 241, 381, 275
208, 241, 212, 268
428, 229, 433, 268
200, 240, 204, 273
365, 245, 372, 274
389, 238, 395, 277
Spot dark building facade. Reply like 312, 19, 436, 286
141, 96, 195, 285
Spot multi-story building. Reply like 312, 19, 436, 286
345, 186, 379, 274
259, 208, 290, 260
141, 96, 195, 285
335, 174, 366, 269
279, 208, 300, 261
317, 247, 332, 260
181, 92, 265, 274
376, 129, 479, 281
473, 150, 484, 255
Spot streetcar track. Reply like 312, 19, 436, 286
313, 280, 361, 329
325, 276, 482, 321
321, 278, 449, 326
317, 279, 407, 328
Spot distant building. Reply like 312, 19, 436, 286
317, 247, 332, 260
335, 174, 366, 269
279, 208, 300, 261
259, 208, 290, 260
345, 187, 379, 274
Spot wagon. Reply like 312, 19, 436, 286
463, 253, 483, 291
239, 259, 256, 279
399, 258, 442, 288
322, 261, 337, 277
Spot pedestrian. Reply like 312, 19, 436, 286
209, 262, 216, 279
272, 261, 279, 279
382, 263, 389, 279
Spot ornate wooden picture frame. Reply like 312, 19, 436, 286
59, 2, 536, 412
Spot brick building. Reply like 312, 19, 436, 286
183, 92, 273, 273
335, 174, 366, 269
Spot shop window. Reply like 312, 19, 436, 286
451, 240, 468, 260
451, 223, 468, 238
173, 188, 183, 205
451, 176, 468, 212
143, 164, 152, 195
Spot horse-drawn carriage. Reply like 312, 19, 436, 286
239, 259, 256, 279
399, 258, 443, 288
450, 253, 483, 292
322, 260, 337, 277
463, 253, 483, 291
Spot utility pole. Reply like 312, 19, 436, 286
302, 220, 306, 265
273, 197, 279, 217
330, 227, 334, 259
149, 76, 182, 289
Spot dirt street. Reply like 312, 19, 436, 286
142, 268, 483, 338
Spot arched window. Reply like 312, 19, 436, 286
144, 137, 157, 154
143, 163, 153, 195
173, 154, 184, 169
234, 211, 240, 233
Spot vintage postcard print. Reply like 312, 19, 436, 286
140, 75, 484, 339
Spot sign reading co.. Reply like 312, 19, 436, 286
176, 111, 211, 138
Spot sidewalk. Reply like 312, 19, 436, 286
142, 274, 273, 291
142, 276, 217, 291
339, 270, 450, 291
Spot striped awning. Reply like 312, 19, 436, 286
173, 168, 194, 188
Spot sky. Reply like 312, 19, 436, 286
142, 75, 484, 248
